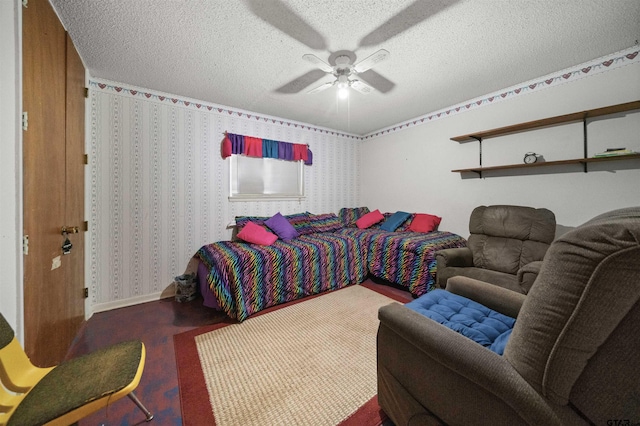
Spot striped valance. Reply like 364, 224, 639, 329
222, 132, 313, 165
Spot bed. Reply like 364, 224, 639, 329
194, 209, 467, 321
195, 228, 366, 321
337, 227, 467, 296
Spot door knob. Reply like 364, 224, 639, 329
61, 226, 79, 235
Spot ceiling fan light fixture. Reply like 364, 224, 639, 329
336, 74, 349, 89
302, 49, 389, 97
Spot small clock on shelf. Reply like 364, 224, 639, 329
523, 152, 538, 164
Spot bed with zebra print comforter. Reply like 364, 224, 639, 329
195, 231, 367, 321
337, 228, 467, 296
195, 209, 466, 321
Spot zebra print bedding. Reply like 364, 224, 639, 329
196, 210, 466, 321
195, 231, 367, 321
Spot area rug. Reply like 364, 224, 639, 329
174, 283, 409, 425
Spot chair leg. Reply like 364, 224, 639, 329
128, 391, 154, 422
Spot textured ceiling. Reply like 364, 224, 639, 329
50, 0, 640, 136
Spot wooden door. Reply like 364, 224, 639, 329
65, 32, 86, 339
23, 0, 85, 367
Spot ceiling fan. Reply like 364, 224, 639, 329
302, 49, 390, 97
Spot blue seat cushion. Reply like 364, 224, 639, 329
405, 289, 515, 355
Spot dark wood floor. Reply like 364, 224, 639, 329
66, 278, 411, 425
67, 292, 227, 425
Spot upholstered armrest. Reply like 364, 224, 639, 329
517, 260, 543, 294
434, 247, 473, 268
445, 276, 526, 318
377, 303, 568, 426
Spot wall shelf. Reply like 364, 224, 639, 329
452, 153, 640, 174
451, 101, 640, 143
450, 100, 640, 176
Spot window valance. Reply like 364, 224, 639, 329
222, 132, 313, 165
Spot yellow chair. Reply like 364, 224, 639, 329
0, 313, 153, 426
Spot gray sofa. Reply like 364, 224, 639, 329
435, 205, 556, 293
377, 207, 640, 425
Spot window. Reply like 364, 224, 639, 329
229, 155, 304, 201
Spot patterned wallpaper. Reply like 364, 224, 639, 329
89, 82, 361, 305
87, 45, 639, 307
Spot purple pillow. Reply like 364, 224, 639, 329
265, 212, 299, 241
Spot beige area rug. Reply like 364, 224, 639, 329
195, 285, 396, 426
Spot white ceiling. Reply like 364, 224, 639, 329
50, 0, 640, 136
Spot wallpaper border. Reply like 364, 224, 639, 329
363, 46, 640, 139
88, 79, 361, 140
89, 45, 639, 142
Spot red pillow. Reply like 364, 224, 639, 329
236, 221, 278, 245
409, 213, 442, 233
356, 209, 384, 229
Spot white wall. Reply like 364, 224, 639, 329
360, 52, 640, 237
0, 0, 23, 339
88, 80, 361, 309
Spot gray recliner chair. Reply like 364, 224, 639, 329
435, 205, 556, 293
377, 207, 640, 425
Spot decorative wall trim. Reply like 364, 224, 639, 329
362, 45, 640, 140
88, 79, 361, 140
90, 45, 639, 143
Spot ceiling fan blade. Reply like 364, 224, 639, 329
275, 69, 327, 94
302, 54, 333, 73
350, 80, 374, 94
245, 0, 326, 50
357, 69, 395, 94
307, 81, 334, 94
353, 49, 390, 73
358, 0, 456, 47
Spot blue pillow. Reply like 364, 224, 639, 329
379, 211, 411, 232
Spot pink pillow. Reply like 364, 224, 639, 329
236, 221, 278, 245
409, 213, 442, 233
356, 209, 384, 229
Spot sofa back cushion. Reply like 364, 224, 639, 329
236, 212, 310, 231
296, 213, 344, 235
504, 207, 640, 412
339, 207, 370, 227
467, 205, 555, 274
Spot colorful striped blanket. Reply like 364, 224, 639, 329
195, 232, 366, 321
337, 228, 467, 296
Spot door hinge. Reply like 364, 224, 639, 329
83, 154, 88, 164
23, 235, 29, 255
84, 87, 89, 98
22, 112, 28, 131
22, 0, 28, 8
83, 288, 89, 298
